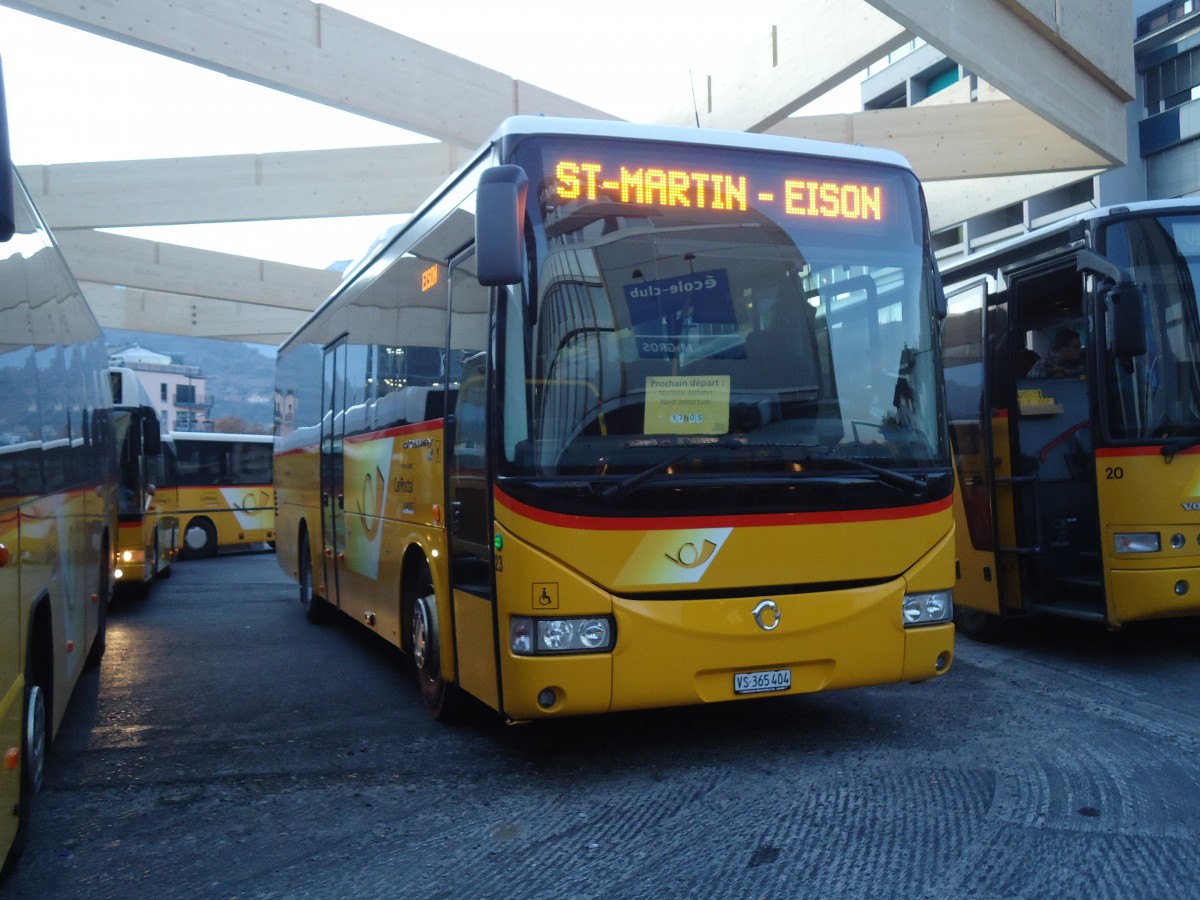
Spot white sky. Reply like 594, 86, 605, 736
0, 1, 860, 269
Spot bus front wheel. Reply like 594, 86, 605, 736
410, 576, 462, 721
6, 673, 48, 877
954, 606, 1012, 643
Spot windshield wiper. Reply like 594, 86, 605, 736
592, 439, 745, 504
589, 440, 936, 504
721, 441, 934, 498
593, 451, 691, 504
806, 455, 932, 498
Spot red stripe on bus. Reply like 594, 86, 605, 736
494, 487, 951, 530
1096, 445, 1200, 458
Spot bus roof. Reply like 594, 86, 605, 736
288, 115, 920, 350
488, 115, 916, 170
942, 199, 1200, 284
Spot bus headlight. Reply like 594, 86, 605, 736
509, 616, 615, 655
903, 590, 953, 626
1114, 532, 1160, 553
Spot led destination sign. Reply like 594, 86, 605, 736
554, 158, 885, 223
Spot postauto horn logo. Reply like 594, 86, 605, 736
614, 528, 732, 587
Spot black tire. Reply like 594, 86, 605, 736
409, 568, 463, 720
299, 534, 332, 625
86, 546, 109, 668
85, 598, 107, 668
954, 606, 1012, 643
4, 676, 47, 880
182, 517, 218, 560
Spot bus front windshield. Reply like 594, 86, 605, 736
1102, 214, 1200, 442
498, 136, 948, 510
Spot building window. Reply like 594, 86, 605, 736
160, 383, 167, 401
1138, 1, 1196, 38
175, 384, 196, 404
925, 66, 960, 98
1144, 46, 1200, 115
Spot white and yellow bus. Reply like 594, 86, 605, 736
943, 200, 1200, 639
274, 116, 955, 721
0, 61, 116, 876
167, 432, 274, 558
109, 366, 178, 593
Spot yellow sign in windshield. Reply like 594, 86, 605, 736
644, 375, 731, 435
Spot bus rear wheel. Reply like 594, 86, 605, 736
182, 517, 218, 560
410, 574, 462, 720
299, 534, 332, 625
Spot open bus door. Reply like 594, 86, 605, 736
996, 257, 1106, 623
321, 336, 348, 608
945, 279, 1010, 637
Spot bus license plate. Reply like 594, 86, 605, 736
733, 668, 791, 695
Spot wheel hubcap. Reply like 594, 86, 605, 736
413, 597, 431, 674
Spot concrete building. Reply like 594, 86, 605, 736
7, 0, 1135, 344
864, 0, 1192, 265
108, 345, 212, 432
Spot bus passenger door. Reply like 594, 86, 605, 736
321, 337, 348, 607
1005, 264, 1104, 619
942, 281, 1004, 618
445, 256, 499, 709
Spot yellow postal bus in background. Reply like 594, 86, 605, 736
109, 366, 178, 593
168, 432, 274, 558
942, 201, 1200, 639
274, 117, 955, 721
0, 61, 115, 877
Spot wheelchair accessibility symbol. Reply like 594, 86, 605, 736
532, 582, 559, 610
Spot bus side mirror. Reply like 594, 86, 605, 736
141, 407, 162, 454
932, 260, 947, 320
0, 60, 17, 243
1107, 280, 1146, 358
1077, 248, 1145, 358
475, 165, 528, 286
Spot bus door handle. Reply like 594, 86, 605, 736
338, 494, 344, 510
451, 500, 463, 529
994, 474, 1038, 485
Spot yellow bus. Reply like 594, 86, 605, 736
0, 64, 116, 876
168, 431, 274, 558
943, 200, 1200, 639
109, 366, 178, 593
274, 116, 955, 721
